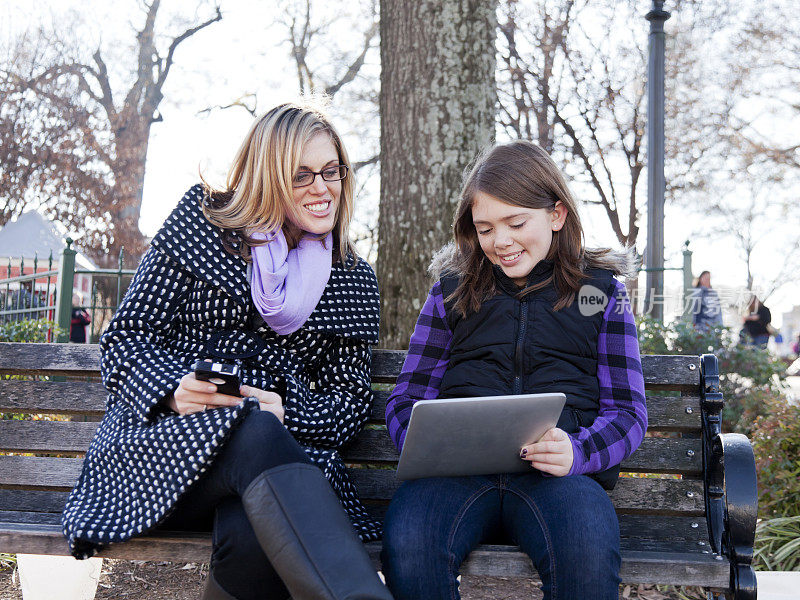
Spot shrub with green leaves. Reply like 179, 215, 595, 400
0, 319, 63, 343
752, 398, 800, 519
636, 317, 786, 433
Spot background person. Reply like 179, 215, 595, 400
62, 101, 392, 600
381, 141, 647, 600
742, 295, 772, 348
69, 294, 91, 343
690, 270, 723, 330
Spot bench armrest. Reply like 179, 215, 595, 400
700, 354, 757, 600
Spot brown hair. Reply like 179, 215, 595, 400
693, 270, 711, 288
442, 140, 617, 318
201, 99, 357, 263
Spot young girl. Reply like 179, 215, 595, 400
381, 140, 647, 600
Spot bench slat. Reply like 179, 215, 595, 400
360, 501, 708, 543
0, 522, 729, 587
0, 344, 101, 376
351, 469, 705, 514
458, 547, 726, 585
0, 383, 701, 433
0, 503, 708, 549
0, 489, 70, 514
368, 391, 701, 431
0, 420, 99, 456
0, 456, 704, 515
343, 432, 702, 474
0, 344, 701, 389
0, 381, 106, 416
0, 456, 80, 490
1, 510, 62, 524
0, 421, 704, 474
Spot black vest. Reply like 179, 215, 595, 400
439, 260, 620, 489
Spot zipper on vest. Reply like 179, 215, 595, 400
513, 300, 529, 395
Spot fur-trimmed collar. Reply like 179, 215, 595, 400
151, 185, 380, 344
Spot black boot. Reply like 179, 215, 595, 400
201, 572, 238, 600
241, 462, 393, 600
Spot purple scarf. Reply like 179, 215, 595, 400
250, 229, 332, 335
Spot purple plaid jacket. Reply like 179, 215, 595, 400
385, 278, 647, 476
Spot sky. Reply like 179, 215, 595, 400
4, 0, 799, 331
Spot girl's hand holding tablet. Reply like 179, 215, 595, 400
519, 427, 574, 476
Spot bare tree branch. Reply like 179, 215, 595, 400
353, 154, 379, 172
156, 5, 222, 91
91, 50, 117, 120
197, 94, 259, 118
325, 21, 377, 97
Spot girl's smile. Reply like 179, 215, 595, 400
471, 191, 567, 287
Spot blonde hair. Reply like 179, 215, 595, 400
202, 99, 357, 262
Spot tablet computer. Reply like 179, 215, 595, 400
396, 393, 566, 480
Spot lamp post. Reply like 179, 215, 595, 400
644, 1, 671, 321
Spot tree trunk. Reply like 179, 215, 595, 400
378, 0, 497, 349
106, 117, 152, 266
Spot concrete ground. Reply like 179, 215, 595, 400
756, 571, 800, 599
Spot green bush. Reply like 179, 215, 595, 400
0, 319, 63, 343
636, 317, 786, 434
752, 399, 800, 519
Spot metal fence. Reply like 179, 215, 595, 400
0, 253, 59, 340
0, 239, 136, 342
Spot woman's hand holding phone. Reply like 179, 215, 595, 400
519, 427, 574, 477
167, 374, 283, 422
240, 384, 284, 424
167, 373, 247, 415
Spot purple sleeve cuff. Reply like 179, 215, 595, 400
567, 436, 587, 476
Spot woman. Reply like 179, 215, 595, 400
69, 293, 91, 343
382, 141, 646, 599
62, 101, 392, 600
743, 295, 771, 348
691, 270, 723, 330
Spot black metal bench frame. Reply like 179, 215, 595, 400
0, 343, 757, 599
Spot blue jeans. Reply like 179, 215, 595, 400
381, 472, 620, 600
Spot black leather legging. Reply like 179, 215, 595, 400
160, 410, 312, 599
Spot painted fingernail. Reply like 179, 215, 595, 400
520, 449, 527, 457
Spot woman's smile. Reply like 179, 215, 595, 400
303, 199, 332, 216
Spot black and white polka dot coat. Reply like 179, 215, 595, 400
62, 185, 383, 559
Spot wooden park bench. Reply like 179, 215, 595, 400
0, 342, 757, 599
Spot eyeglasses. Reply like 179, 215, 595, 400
292, 165, 349, 188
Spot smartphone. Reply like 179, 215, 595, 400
193, 359, 241, 397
